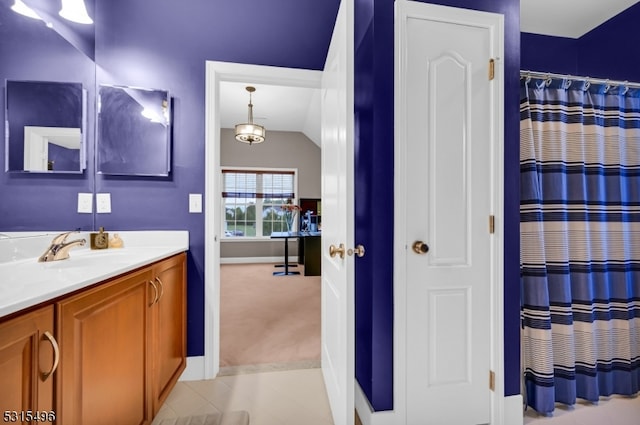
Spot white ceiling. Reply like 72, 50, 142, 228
521, 0, 640, 39
221, 1, 640, 147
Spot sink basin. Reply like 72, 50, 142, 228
0, 230, 189, 318
42, 250, 132, 270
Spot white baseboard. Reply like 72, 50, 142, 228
355, 380, 523, 425
355, 381, 396, 425
220, 256, 299, 264
179, 356, 206, 381
504, 394, 524, 425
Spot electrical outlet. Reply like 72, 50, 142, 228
78, 193, 93, 213
189, 193, 202, 213
96, 193, 112, 213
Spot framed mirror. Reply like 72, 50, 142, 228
4, 80, 86, 173
97, 84, 171, 176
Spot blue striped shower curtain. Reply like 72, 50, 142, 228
520, 76, 640, 415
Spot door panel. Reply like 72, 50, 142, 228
399, 5, 500, 425
320, 1, 355, 424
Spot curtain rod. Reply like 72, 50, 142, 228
520, 70, 640, 90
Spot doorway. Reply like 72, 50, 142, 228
203, 61, 324, 379
205, 5, 355, 425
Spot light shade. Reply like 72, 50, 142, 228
59, 0, 93, 24
11, 0, 41, 20
235, 123, 266, 144
235, 86, 266, 145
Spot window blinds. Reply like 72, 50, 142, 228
222, 170, 295, 199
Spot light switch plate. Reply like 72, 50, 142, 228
96, 193, 112, 214
189, 193, 202, 213
78, 193, 93, 214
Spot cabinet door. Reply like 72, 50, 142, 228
150, 253, 186, 415
0, 306, 56, 416
57, 268, 154, 425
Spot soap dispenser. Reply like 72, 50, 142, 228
90, 227, 109, 250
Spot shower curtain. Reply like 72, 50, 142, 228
520, 75, 640, 415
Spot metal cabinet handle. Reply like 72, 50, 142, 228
329, 243, 346, 259
347, 245, 365, 257
155, 277, 164, 302
41, 331, 59, 381
413, 241, 429, 254
149, 280, 159, 306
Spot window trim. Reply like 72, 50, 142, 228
221, 166, 298, 240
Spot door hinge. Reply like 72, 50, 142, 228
489, 58, 495, 80
489, 215, 495, 234
489, 370, 495, 391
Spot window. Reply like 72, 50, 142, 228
222, 168, 297, 238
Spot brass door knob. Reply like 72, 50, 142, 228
347, 245, 365, 257
329, 243, 346, 259
413, 241, 429, 254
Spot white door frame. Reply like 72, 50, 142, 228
394, 2, 511, 424
201, 61, 323, 379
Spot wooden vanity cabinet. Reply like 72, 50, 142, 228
0, 305, 56, 417
149, 253, 187, 415
56, 253, 186, 425
56, 266, 153, 425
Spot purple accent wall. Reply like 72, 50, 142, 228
354, 0, 395, 410
576, 3, 640, 82
92, 0, 340, 358
3, 0, 529, 411
48, 144, 80, 171
0, 4, 95, 231
521, 33, 578, 75
521, 4, 640, 82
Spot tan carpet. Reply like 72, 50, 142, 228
219, 263, 321, 368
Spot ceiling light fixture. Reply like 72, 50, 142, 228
59, 0, 93, 24
235, 86, 265, 145
11, 0, 41, 20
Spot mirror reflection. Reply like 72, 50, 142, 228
5, 80, 86, 173
97, 85, 172, 176
19, 0, 96, 61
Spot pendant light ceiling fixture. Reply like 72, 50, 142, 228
59, 0, 93, 24
11, 0, 41, 20
235, 86, 266, 145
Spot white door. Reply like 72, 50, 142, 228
321, 1, 355, 424
397, 3, 503, 424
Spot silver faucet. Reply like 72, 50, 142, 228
38, 231, 86, 262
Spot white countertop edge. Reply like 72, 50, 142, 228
0, 231, 189, 318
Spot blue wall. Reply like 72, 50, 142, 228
92, 0, 340, 358
522, 3, 640, 82
0, 3, 95, 231
1, 0, 527, 413
354, 0, 395, 411
521, 33, 578, 75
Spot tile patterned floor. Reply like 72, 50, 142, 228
152, 368, 334, 425
156, 368, 640, 425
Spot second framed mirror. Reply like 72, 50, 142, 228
97, 84, 171, 176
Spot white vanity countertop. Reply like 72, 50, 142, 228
0, 230, 189, 318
